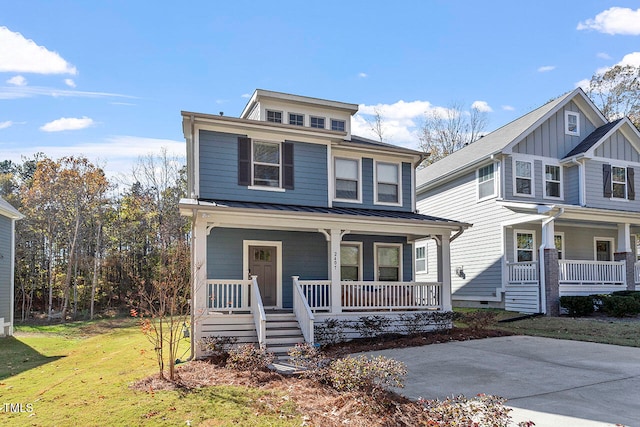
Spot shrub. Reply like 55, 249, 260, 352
612, 290, 640, 302
418, 394, 534, 427
226, 344, 275, 371
456, 311, 497, 330
198, 335, 238, 365
560, 296, 595, 317
600, 295, 640, 318
399, 311, 455, 335
353, 315, 391, 338
328, 355, 407, 396
315, 318, 347, 345
287, 343, 331, 382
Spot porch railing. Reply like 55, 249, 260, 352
507, 262, 538, 283
250, 276, 267, 348
635, 261, 640, 285
298, 280, 331, 312
292, 276, 314, 343
207, 279, 251, 312
559, 260, 625, 285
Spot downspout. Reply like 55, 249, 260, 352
450, 225, 466, 243
539, 207, 565, 314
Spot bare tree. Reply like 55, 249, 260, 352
419, 102, 488, 164
367, 107, 386, 142
587, 64, 640, 129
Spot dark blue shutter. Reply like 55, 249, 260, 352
238, 137, 251, 186
283, 141, 294, 190
603, 164, 612, 198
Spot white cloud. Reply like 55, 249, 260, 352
472, 100, 493, 112
40, 116, 94, 132
6, 75, 27, 86
241, 93, 251, 98
575, 51, 640, 89
358, 72, 368, 78
502, 105, 515, 111
0, 85, 135, 100
0, 26, 77, 74
64, 78, 76, 88
577, 7, 640, 35
538, 65, 556, 72
0, 120, 13, 129
597, 52, 612, 60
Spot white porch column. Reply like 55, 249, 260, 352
329, 229, 343, 314
617, 223, 631, 253
193, 214, 209, 317
541, 217, 555, 249
436, 234, 453, 312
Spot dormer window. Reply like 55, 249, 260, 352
289, 113, 304, 126
565, 111, 580, 136
267, 110, 282, 123
331, 119, 345, 132
310, 116, 325, 129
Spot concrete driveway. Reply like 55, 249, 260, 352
366, 335, 640, 427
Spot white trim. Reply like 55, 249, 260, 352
514, 229, 537, 262
374, 160, 402, 207
554, 232, 565, 260
374, 242, 403, 281
340, 241, 363, 281
593, 237, 615, 262
194, 125, 201, 198
512, 157, 535, 198
9, 218, 16, 336
248, 185, 285, 193
476, 162, 497, 201
543, 162, 564, 200
333, 156, 362, 203
565, 110, 580, 136
243, 240, 283, 309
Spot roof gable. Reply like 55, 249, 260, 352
563, 117, 640, 161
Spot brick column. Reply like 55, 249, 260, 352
544, 248, 560, 316
614, 252, 636, 291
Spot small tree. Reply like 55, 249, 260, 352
132, 241, 190, 380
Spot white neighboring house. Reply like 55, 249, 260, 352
416, 88, 640, 315
0, 196, 23, 336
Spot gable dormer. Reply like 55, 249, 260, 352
240, 89, 359, 140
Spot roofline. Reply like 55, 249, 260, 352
416, 153, 500, 193
0, 203, 23, 220
240, 89, 359, 119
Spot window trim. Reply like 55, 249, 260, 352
565, 111, 580, 136
288, 112, 304, 126
594, 237, 615, 261
477, 163, 497, 201
310, 116, 326, 129
513, 158, 535, 198
415, 242, 427, 274
514, 229, 536, 263
266, 109, 283, 123
374, 160, 402, 206
251, 140, 281, 188
340, 242, 363, 281
330, 118, 346, 132
333, 156, 362, 203
543, 162, 563, 200
611, 165, 628, 200
374, 242, 403, 282
554, 232, 565, 260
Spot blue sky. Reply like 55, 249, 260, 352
2, 1, 640, 176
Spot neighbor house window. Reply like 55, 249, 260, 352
266, 110, 282, 123
289, 113, 304, 126
331, 119, 345, 132
565, 111, 580, 136
335, 158, 360, 200
341, 243, 362, 281
310, 116, 325, 129
477, 163, 496, 200
514, 159, 533, 196
376, 244, 402, 281
253, 141, 280, 187
515, 231, 535, 262
415, 245, 427, 273
554, 233, 564, 260
544, 164, 562, 198
376, 162, 400, 204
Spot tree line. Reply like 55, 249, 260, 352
0, 149, 189, 322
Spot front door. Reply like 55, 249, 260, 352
248, 246, 277, 306
595, 239, 613, 261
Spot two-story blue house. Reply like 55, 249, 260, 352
0, 196, 22, 337
416, 88, 640, 315
179, 89, 467, 357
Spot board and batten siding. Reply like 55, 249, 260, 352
593, 130, 640, 162
198, 130, 328, 207
511, 101, 597, 159
417, 170, 522, 298
584, 159, 640, 211
0, 215, 11, 324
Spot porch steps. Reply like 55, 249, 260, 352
264, 312, 304, 359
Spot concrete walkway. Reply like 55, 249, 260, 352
365, 335, 640, 427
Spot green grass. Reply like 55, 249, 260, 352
0, 319, 301, 426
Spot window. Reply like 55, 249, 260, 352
335, 158, 359, 200
477, 164, 496, 200
341, 243, 362, 280
544, 164, 562, 198
554, 233, 564, 260
515, 231, 535, 262
415, 245, 427, 273
289, 113, 304, 126
594, 238, 614, 261
376, 162, 400, 204
612, 166, 627, 198
565, 111, 580, 136
253, 141, 280, 187
266, 110, 282, 123
331, 119, 345, 132
514, 159, 533, 196
376, 244, 402, 281
310, 116, 325, 129
603, 164, 635, 200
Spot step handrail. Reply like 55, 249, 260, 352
292, 276, 314, 344
250, 276, 267, 348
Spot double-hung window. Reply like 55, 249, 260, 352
335, 158, 359, 201
544, 164, 562, 198
376, 244, 402, 281
253, 141, 280, 187
554, 233, 564, 260
477, 163, 496, 200
289, 113, 304, 126
565, 111, 580, 136
603, 164, 635, 200
331, 119, 345, 132
514, 159, 533, 196
415, 245, 427, 273
340, 243, 362, 281
515, 231, 535, 262
266, 110, 282, 123
376, 162, 400, 204
310, 116, 325, 129
612, 166, 627, 198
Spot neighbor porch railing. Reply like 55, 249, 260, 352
559, 260, 626, 285
297, 280, 442, 311
292, 276, 314, 343
506, 261, 539, 283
